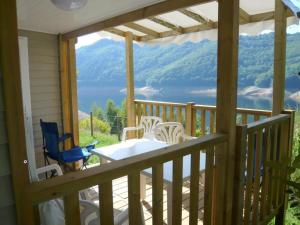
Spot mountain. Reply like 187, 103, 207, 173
76, 32, 300, 90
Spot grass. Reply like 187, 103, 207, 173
79, 129, 119, 165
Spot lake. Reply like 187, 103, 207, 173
78, 82, 300, 113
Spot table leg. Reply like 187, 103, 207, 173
140, 174, 147, 200
167, 184, 173, 225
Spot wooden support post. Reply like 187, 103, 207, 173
0, 0, 31, 224
59, 36, 80, 169
125, 32, 136, 139
186, 102, 195, 136
273, 0, 287, 115
216, 0, 240, 224
59, 37, 79, 147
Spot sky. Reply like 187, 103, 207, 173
76, 21, 300, 49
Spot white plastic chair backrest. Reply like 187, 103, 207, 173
154, 122, 185, 144
140, 116, 163, 137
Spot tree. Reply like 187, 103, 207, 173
105, 99, 121, 135
91, 103, 105, 121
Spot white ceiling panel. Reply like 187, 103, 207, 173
158, 11, 200, 28
17, 0, 165, 34
189, 2, 218, 22
240, 0, 274, 15
135, 19, 171, 32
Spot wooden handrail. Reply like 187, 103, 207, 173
135, 99, 272, 116
26, 133, 227, 205
134, 99, 187, 107
135, 99, 272, 137
247, 114, 290, 132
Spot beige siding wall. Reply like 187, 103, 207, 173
19, 30, 63, 167
0, 72, 17, 224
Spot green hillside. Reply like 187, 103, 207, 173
76, 32, 300, 90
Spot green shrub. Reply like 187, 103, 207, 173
79, 117, 111, 134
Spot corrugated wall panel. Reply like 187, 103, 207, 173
19, 30, 63, 167
0, 205, 17, 225
0, 73, 17, 224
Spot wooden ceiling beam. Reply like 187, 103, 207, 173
124, 22, 160, 38
178, 8, 215, 30
178, 8, 210, 24
139, 10, 295, 42
149, 17, 184, 34
104, 28, 140, 41
62, 0, 214, 40
239, 8, 251, 23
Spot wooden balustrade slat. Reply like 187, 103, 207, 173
189, 151, 200, 225
201, 110, 206, 136
64, 192, 81, 225
99, 181, 114, 225
214, 143, 227, 225
149, 104, 154, 116
244, 132, 255, 225
268, 124, 278, 212
252, 130, 263, 225
170, 105, 174, 121
152, 164, 164, 225
261, 126, 271, 218
177, 107, 182, 123
278, 121, 289, 205
242, 114, 248, 124
171, 157, 183, 225
232, 125, 247, 225
162, 105, 167, 121
204, 147, 214, 225
156, 104, 160, 117
143, 103, 148, 116
128, 172, 142, 225
254, 114, 260, 122
209, 110, 215, 134
185, 102, 195, 136
192, 108, 196, 136
137, 103, 141, 124
272, 124, 280, 208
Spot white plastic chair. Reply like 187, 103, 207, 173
154, 122, 196, 144
37, 164, 145, 225
122, 116, 162, 141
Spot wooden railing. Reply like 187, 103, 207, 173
135, 99, 272, 136
24, 133, 228, 225
233, 111, 295, 225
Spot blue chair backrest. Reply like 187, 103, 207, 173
40, 119, 60, 158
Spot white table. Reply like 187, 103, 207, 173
92, 138, 206, 224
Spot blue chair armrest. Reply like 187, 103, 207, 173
59, 133, 73, 142
85, 140, 99, 152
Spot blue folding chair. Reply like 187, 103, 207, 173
40, 119, 96, 170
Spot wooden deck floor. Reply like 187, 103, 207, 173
85, 175, 205, 225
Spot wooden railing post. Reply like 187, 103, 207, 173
125, 32, 136, 139
276, 110, 295, 225
64, 192, 81, 225
186, 102, 195, 136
